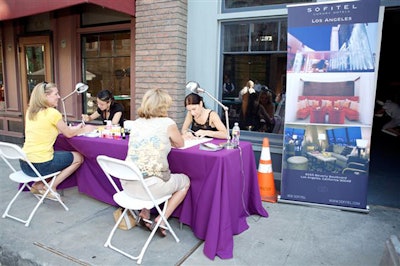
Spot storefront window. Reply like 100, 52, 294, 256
222, 19, 287, 134
82, 31, 131, 121
223, 0, 313, 11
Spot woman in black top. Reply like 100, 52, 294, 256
82, 89, 125, 127
181, 93, 227, 139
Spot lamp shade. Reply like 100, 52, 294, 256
75, 82, 89, 93
186, 81, 204, 93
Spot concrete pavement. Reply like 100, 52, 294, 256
1, 157, 399, 265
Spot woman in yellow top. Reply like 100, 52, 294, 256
20, 82, 96, 200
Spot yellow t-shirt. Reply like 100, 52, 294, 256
22, 108, 62, 163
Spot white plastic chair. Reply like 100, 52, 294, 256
96, 155, 180, 265
0, 141, 69, 227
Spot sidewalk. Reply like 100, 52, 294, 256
1, 160, 400, 265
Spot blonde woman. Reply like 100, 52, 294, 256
20, 82, 96, 200
239, 80, 256, 126
123, 88, 190, 237
239, 80, 255, 101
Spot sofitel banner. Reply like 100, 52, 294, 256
279, 0, 381, 212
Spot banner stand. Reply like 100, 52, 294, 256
280, 0, 382, 213
278, 196, 370, 214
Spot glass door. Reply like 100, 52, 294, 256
18, 36, 52, 118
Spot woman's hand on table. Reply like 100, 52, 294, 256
81, 114, 90, 122
78, 124, 97, 135
193, 129, 208, 138
183, 129, 202, 139
183, 131, 195, 140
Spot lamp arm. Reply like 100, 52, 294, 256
203, 90, 230, 142
61, 90, 77, 102
61, 99, 68, 123
61, 90, 77, 123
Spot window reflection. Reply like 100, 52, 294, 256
224, 24, 249, 52
82, 31, 131, 121
224, 0, 313, 10
251, 21, 279, 51
222, 19, 287, 134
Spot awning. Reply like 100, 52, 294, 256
0, 0, 135, 21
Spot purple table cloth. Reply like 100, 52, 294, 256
54, 135, 268, 260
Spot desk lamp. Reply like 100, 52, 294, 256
61, 82, 89, 123
185, 81, 234, 149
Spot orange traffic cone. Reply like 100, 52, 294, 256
257, 138, 277, 203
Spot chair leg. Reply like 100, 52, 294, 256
2, 183, 46, 226
104, 204, 180, 265
42, 177, 69, 211
136, 202, 180, 264
104, 208, 141, 261
154, 200, 180, 243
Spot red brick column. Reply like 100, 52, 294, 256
135, 0, 188, 126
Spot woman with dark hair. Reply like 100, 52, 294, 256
181, 93, 227, 139
82, 89, 124, 127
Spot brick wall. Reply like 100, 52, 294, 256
135, 0, 187, 127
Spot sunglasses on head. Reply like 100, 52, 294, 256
42, 81, 48, 92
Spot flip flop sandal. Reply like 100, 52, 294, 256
139, 218, 152, 230
30, 187, 41, 195
30, 187, 43, 200
149, 220, 167, 237
37, 188, 60, 201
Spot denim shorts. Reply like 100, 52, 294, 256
19, 151, 74, 177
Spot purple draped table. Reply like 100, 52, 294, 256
54, 134, 268, 260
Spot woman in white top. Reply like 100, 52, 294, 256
122, 88, 190, 237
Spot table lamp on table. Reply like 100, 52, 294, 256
61, 82, 89, 123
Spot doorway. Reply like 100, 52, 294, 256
18, 35, 52, 118
369, 7, 400, 208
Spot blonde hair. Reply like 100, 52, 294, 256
27, 82, 57, 120
246, 80, 254, 88
137, 88, 172, 119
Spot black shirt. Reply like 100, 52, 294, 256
191, 110, 218, 132
97, 102, 125, 127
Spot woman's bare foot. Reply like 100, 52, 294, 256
139, 209, 152, 230
154, 217, 167, 237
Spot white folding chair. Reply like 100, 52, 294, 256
96, 155, 180, 265
0, 141, 69, 227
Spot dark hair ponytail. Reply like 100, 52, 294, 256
97, 89, 114, 103
184, 93, 206, 108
